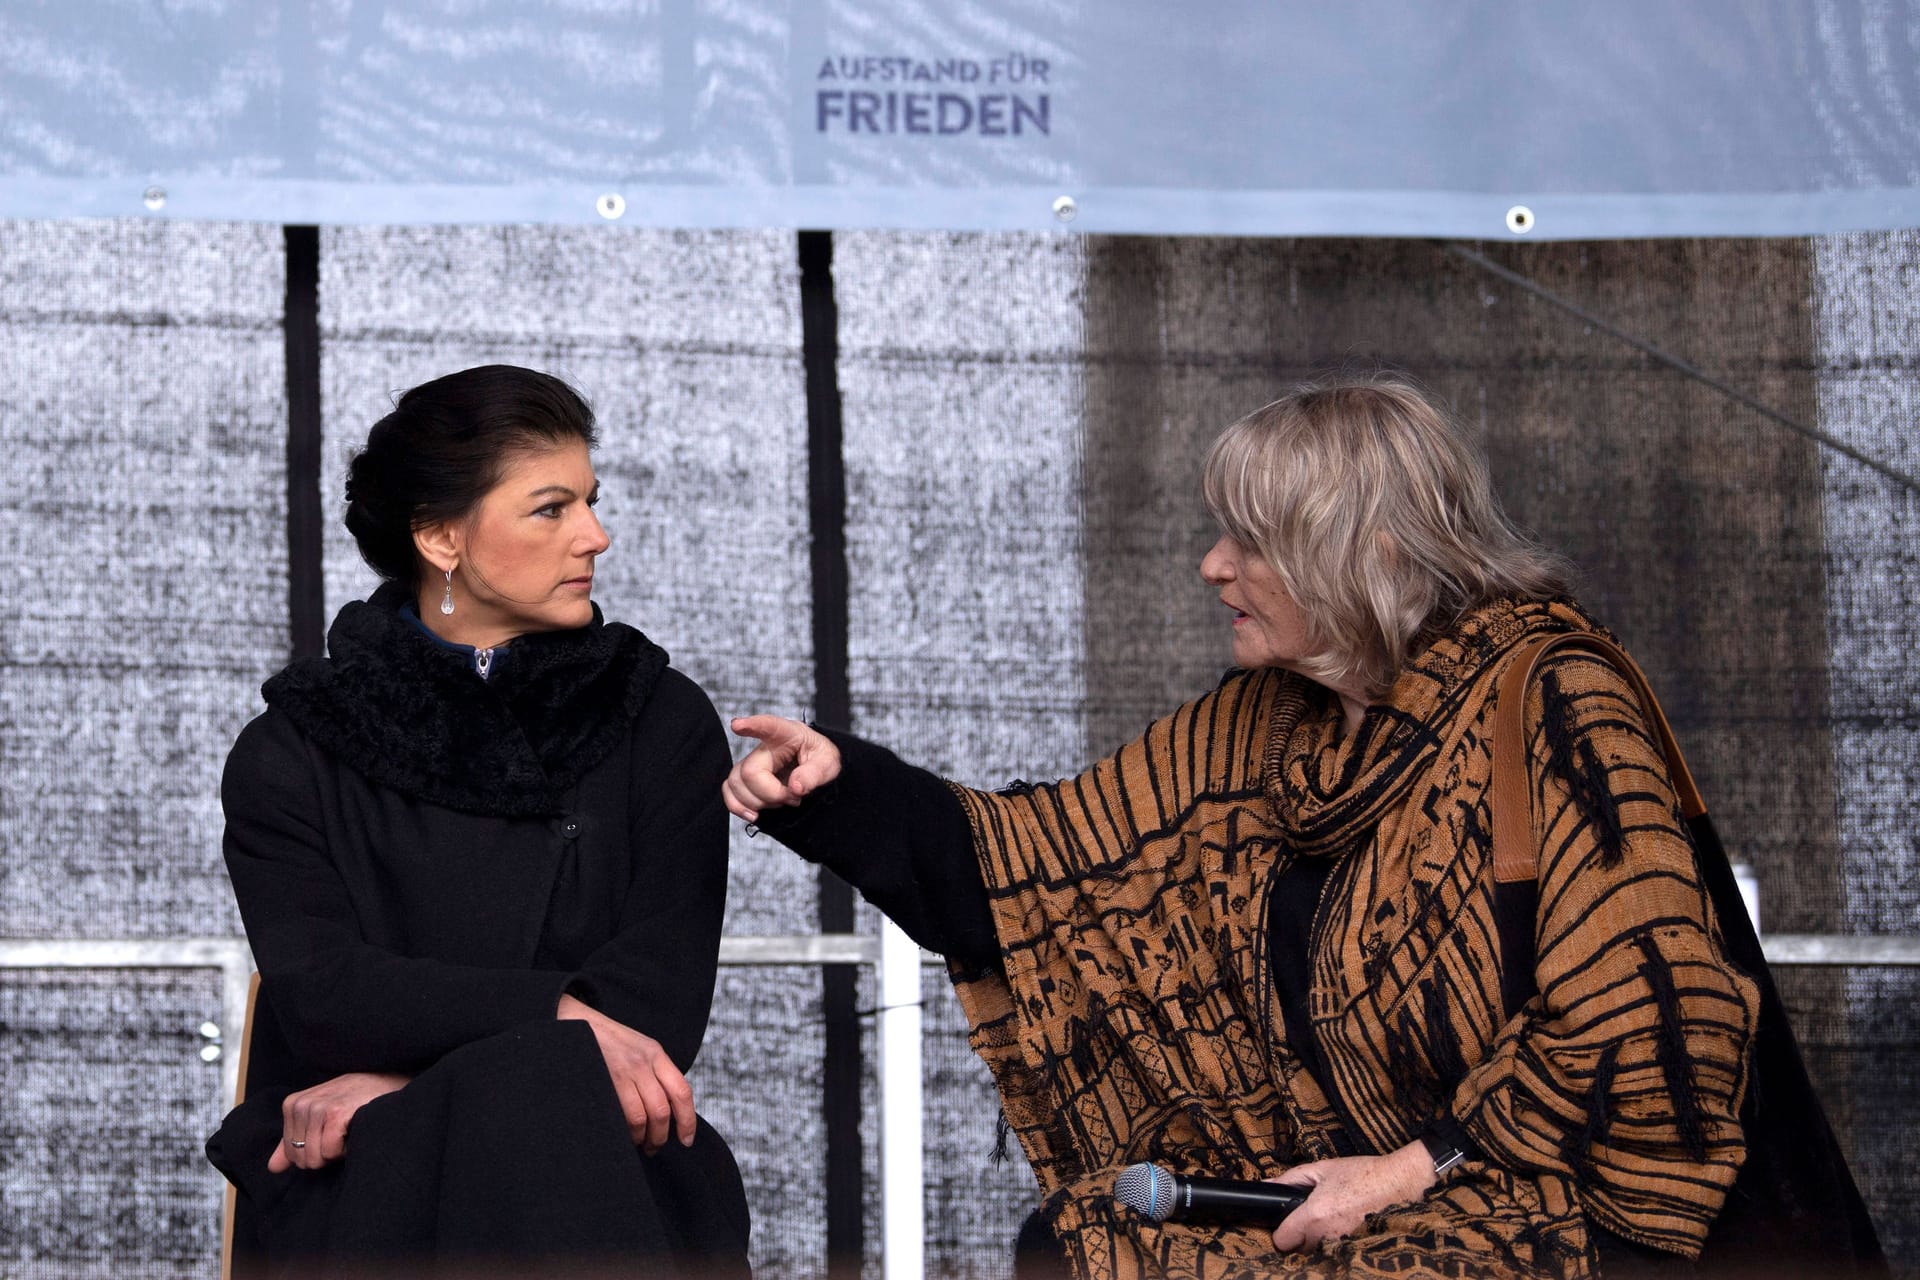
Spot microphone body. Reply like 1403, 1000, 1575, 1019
1113, 1162, 1311, 1225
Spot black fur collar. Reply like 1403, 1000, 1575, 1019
263, 581, 669, 816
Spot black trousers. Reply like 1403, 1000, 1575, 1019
210, 1019, 751, 1278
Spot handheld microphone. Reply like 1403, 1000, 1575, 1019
1113, 1162, 1311, 1225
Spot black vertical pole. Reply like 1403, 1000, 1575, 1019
799, 228, 864, 1279
284, 225, 324, 661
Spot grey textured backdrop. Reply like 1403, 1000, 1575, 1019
1, 220, 284, 1278
837, 231, 1093, 1275
1812, 230, 1920, 1267
0, 220, 284, 940
2, 221, 1916, 1278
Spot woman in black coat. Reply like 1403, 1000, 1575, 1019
207, 366, 751, 1277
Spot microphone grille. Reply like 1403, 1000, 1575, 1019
1113, 1162, 1174, 1222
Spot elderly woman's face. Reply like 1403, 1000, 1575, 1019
450, 439, 609, 638
1200, 534, 1313, 674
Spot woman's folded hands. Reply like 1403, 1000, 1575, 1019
557, 993, 697, 1154
270, 1071, 411, 1172
267, 997, 699, 1172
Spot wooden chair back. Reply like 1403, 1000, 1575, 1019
218, 972, 261, 1280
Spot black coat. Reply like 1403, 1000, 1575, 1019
206, 584, 750, 1277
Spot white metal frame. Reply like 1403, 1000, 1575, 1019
5, 928, 1917, 1280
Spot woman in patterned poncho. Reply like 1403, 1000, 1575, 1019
728, 375, 1759, 1279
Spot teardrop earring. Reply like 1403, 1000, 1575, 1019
440, 567, 455, 616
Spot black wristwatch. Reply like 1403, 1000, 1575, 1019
1419, 1126, 1468, 1177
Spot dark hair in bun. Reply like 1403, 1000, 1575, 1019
344, 365, 598, 584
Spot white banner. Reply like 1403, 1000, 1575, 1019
4, 0, 1918, 237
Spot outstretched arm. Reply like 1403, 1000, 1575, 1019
726, 716, 1001, 969
722, 714, 845, 821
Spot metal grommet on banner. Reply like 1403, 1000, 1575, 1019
143, 186, 167, 211
1505, 204, 1534, 234
596, 193, 626, 220
1052, 194, 1078, 223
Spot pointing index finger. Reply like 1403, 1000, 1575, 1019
730, 714, 795, 744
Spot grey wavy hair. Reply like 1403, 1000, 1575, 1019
1201, 373, 1571, 697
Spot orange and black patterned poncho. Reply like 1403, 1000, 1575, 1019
948, 598, 1759, 1279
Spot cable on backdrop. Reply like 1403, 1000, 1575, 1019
1441, 242, 1920, 495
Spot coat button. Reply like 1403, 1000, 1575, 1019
561, 819, 581, 839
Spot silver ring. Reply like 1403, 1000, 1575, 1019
289, 1140, 307, 1149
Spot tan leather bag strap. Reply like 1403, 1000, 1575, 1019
1492, 633, 1705, 884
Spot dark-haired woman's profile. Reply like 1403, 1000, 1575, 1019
206, 365, 751, 1277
